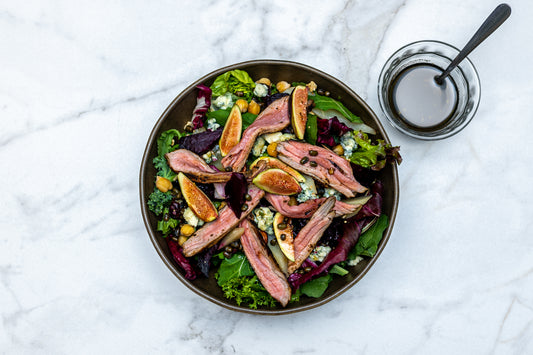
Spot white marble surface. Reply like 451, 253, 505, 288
1, 0, 532, 353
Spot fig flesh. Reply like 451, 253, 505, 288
219, 105, 242, 156
252, 168, 301, 195
177, 172, 218, 222
249, 156, 305, 183
290, 85, 309, 139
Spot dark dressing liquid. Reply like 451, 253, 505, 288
389, 64, 458, 129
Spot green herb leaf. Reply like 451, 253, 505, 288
304, 113, 317, 145
157, 129, 182, 156
210, 70, 256, 100
147, 190, 173, 216
352, 214, 389, 257
153, 156, 176, 181
206, 109, 257, 130
216, 252, 255, 286
300, 274, 332, 298
157, 211, 178, 236
330, 264, 349, 276
311, 94, 362, 123
220, 275, 277, 309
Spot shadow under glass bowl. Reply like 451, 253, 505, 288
140, 59, 399, 315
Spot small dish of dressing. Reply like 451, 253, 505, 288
378, 40, 481, 140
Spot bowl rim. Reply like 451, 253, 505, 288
139, 59, 399, 315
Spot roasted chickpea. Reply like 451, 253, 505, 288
248, 100, 260, 115
256, 77, 271, 87
156, 176, 173, 193
235, 99, 248, 113
276, 81, 291, 93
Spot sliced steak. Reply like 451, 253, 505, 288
221, 96, 290, 172
182, 185, 264, 257
166, 149, 233, 183
266, 193, 361, 218
276, 140, 367, 197
288, 197, 336, 273
240, 219, 292, 307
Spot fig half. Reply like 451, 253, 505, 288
177, 172, 218, 222
290, 85, 309, 139
249, 156, 305, 183
252, 168, 301, 195
219, 104, 242, 156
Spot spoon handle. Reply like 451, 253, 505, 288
435, 3, 511, 84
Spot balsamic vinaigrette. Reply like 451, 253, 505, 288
388, 64, 458, 130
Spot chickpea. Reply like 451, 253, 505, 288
156, 176, 173, 193
235, 99, 248, 113
180, 224, 195, 237
248, 100, 260, 115
256, 77, 271, 87
178, 235, 188, 246
333, 144, 344, 156
267, 142, 278, 157
276, 81, 291, 93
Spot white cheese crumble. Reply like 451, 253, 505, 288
212, 92, 234, 110
297, 176, 318, 203
323, 187, 342, 200
253, 83, 268, 97
252, 136, 267, 156
252, 207, 274, 235
206, 118, 221, 131
347, 256, 364, 267
340, 132, 357, 158
262, 132, 296, 144
309, 245, 332, 262
183, 207, 204, 227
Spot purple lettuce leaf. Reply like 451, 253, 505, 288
177, 128, 222, 155
197, 245, 217, 277
225, 173, 247, 218
191, 84, 212, 129
316, 116, 351, 146
288, 219, 363, 289
167, 239, 197, 280
355, 180, 382, 219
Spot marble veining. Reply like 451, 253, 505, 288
1, 0, 532, 354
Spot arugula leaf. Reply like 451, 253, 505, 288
216, 253, 255, 286
352, 214, 389, 257
206, 109, 257, 130
210, 70, 256, 100
311, 94, 362, 123
157, 129, 182, 156
304, 113, 318, 145
300, 274, 332, 298
220, 275, 277, 309
147, 190, 173, 216
330, 264, 349, 276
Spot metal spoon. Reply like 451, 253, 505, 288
434, 3, 511, 85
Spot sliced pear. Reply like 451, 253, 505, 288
249, 156, 305, 183
273, 212, 295, 261
177, 172, 218, 222
290, 85, 309, 139
219, 104, 242, 156
268, 242, 289, 275
252, 168, 301, 195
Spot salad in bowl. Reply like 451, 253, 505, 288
141, 61, 401, 313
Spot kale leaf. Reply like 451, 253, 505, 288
220, 275, 277, 309
147, 190, 173, 216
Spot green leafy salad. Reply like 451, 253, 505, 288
147, 69, 401, 309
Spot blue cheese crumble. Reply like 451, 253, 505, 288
309, 245, 332, 262
253, 83, 269, 97
252, 207, 274, 235
206, 118, 220, 131
323, 187, 342, 200
212, 92, 233, 110
340, 132, 357, 158
297, 175, 318, 203
183, 207, 204, 227
252, 136, 267, 156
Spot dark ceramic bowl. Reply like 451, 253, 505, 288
140, 59, 399, 315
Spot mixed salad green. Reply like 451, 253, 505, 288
147, 69, 401, 309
